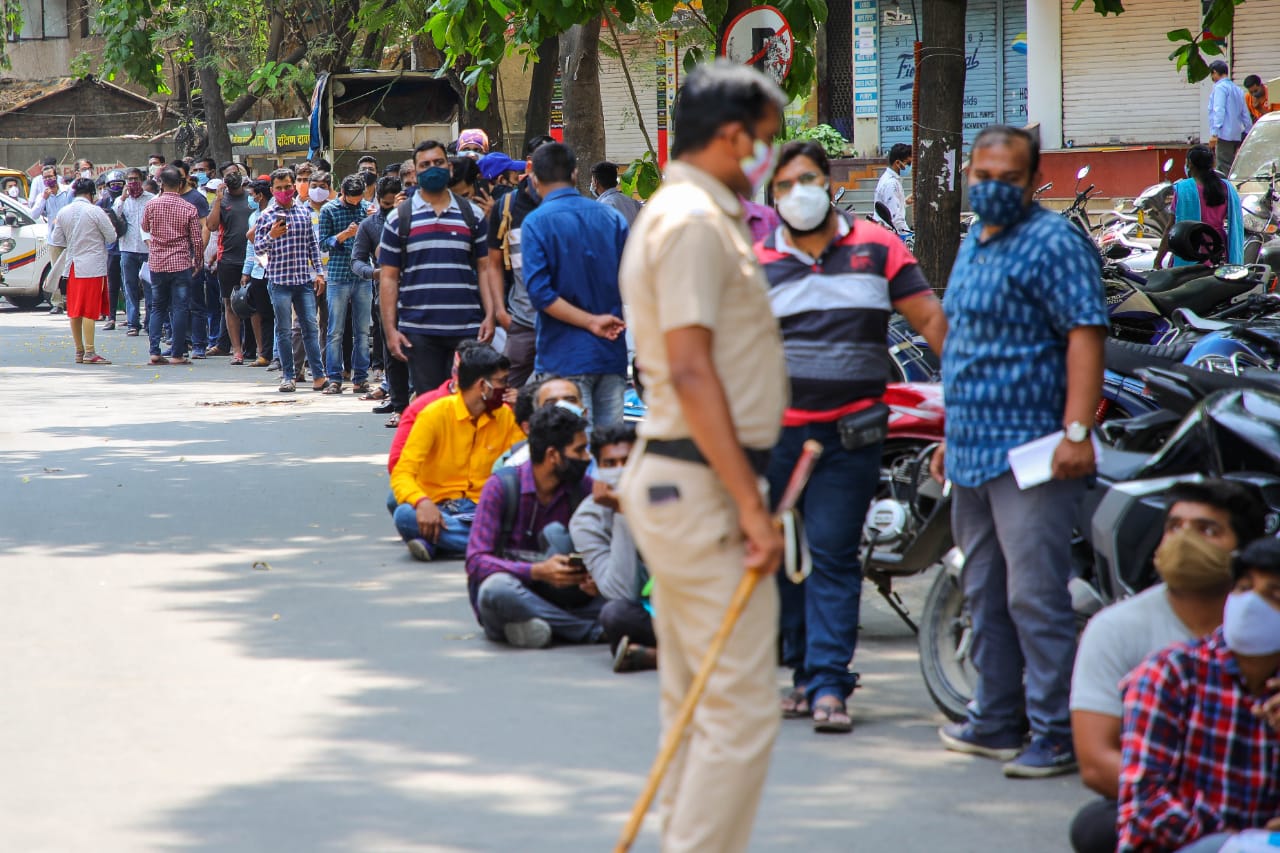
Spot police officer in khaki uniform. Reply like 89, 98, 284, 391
618, 62, 788, 853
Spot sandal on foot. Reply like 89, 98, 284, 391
351, 381, 371, 394
82, 352, 112, 365
321, 382, 343, 395
781, 686, 810, 719
167, 356, 191, 365
812, 697, 853, 734
230, 354, 244, 365
313, 379, 330, 392
362, 387, 388, 401
75, 350, 85, 364
149, 355, 167, 365
279, 379, 296, 393
385, 412, 401, 428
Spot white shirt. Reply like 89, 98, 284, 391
875, 166, 909, 232
113, 192, 156, 254
48, 197, 117, 278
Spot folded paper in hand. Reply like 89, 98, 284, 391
1007, 430, 1103, 490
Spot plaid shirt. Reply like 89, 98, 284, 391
318, 198, 365, 288
463, 461, 592, 618
1118, 628, 1280, 852
252, 201, 321, 287
141, 192, 202, 273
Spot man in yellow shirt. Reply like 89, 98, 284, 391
389, 344, 524, 561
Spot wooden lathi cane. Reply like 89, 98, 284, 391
614, 439, 824, 853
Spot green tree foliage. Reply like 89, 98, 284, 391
1075, 0, 1245, 83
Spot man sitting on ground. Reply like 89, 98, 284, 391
465, 404, 604, 649
569, 421, 656, 672
1068, 479, 1265, 853
1117, 536, 1280, 853
495, 375, 585, 471
388, 343, 523, 562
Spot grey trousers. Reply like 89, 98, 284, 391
1216, 138, 1241, 176
476, 573, 605, 644
952, 471, 1085, 740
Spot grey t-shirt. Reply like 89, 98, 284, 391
1070, 584, 1195, 717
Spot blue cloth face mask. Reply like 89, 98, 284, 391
194, 171, 209, 187
417, 167, 451, 193
248, 196, 259, 211
1223, 590, 1280, 656
969, 179, 1029, 228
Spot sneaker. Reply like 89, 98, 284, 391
938, 722, 1024, 761
1003, 736, 1078, 779
504, 618, 553, 649
405, 538, 432, 562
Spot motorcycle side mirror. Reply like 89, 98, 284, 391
1076, 165, 1091, 181
1, 212, 15, 227
1105, 243, 1132, 259
874, 200, 894, 228
1162, 158, 1173, 174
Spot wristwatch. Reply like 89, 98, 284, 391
1065, 421, 1090, 443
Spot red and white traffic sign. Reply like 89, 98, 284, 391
721, 5, 794, 84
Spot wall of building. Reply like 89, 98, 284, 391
0, 138, 175, 175
0, 86, 169, 137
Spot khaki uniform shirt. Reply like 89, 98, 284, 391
619, 161, 786, 450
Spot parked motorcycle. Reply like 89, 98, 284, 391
917, 373, 1280, 721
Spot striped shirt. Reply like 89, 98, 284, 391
379, 192, 487, 336
755, 214, 930, 424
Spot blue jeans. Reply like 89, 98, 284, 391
268, 283, 323, 382
147, 268, 192, 358
387, 491, 474, 558
766, 422, 881, 703
952, 471, 1084, 741
187, 267, 212, 350
476, 573, 605, 644
564, 372, 626, 429
325, 280, 371, 384
120, 251, 148, 331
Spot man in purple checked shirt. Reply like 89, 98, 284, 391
465, 403, 606, 649
743, 196, 781, 243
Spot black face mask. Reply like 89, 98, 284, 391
556, 456, 590, 485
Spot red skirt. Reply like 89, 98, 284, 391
66, 265, 110, 320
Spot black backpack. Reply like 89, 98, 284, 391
492, 464, 592, 610
395, 191, 480, 269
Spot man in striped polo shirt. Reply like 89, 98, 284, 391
756, 140, 947, 733
379, 139, 497, 395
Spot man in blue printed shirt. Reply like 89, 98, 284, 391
930, 125, 1108, 779
521, 142, 629, 427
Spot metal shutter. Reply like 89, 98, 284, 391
1061, 0, 1204, 146
1232, 5, 1280, 98
600, 34, 660, 165
1003, 0, 1027, 125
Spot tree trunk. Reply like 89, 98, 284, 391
523, 36, 560, 151
190, 14, 232, 165
559, 19, 606, 194
915, 0, 967, 292
458, 85, 505, 155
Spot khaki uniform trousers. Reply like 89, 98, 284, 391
621, 449, 780, 853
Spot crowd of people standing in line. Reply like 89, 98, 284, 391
22, 60, 1280, 853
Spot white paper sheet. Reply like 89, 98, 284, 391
1008, 430, 1103, 490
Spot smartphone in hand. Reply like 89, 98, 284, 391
567, 553, 588, 574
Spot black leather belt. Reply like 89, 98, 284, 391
645, 438, 771, 477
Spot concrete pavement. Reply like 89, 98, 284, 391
0, 306, 1088, 852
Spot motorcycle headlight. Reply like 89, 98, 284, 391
0, 237, 17, 255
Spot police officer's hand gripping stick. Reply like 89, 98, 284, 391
615, 439, 825, 853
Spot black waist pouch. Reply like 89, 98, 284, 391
837, 402, 890, 451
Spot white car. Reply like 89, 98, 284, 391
0, 192, 51, 310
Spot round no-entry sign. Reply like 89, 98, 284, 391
721, 5, 794, 84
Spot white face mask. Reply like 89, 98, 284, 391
776, 183, 832, 232
308, 186, 329, 204
80, 169, 92, 179
1222, 590, 1280, 656
6, 186, 17, 197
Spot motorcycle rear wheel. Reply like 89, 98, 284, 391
919, 565, 976, 722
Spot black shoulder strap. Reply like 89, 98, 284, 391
569, 479, 589, 514
396, 197, 414, 247
495, 465, 521, 559
450, 191, 480, 268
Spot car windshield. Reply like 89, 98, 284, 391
0, 192, 34, 226
1231, 120, 1280, 181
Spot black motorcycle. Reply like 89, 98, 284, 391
914, 376, 1280, 721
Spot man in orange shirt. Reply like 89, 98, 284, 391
1244, 75, 1277, 122
388, 344, 525, 561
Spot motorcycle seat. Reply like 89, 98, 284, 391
1096, 445, 1151, 482
1148, 275, 1258, 318
1172, 308, 1232, 332
1141, 264, 1212, 294
1104, 338, 1194, 377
